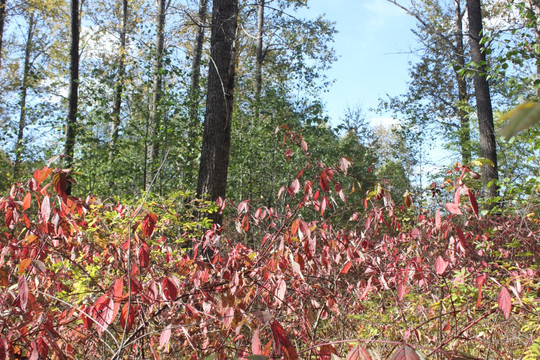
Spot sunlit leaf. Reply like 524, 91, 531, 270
499, 101, 540, 140
497, 287, 512, 320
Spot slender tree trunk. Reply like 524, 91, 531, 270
186, 0, 208, 186
109, 0, 128, 163
197, 0, 238, 225
13, 13, 34, 178
466, 0, 498, 199
454, 0, 471, 164
254, 0, 265, 118
146, 0, 167, 191
189, 0, 208, 122
64, 0, 80, 195
532, 1, 540, 99
0, 0, 6, 70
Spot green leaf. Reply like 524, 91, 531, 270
499, 102, 540, 140
471, 158, 495, 167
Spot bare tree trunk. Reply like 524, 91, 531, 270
13, 13, 34, 178
0, 0, 6, 70
197, 0, 238, 225
189, 0, 208, 122
454, 0, 471, 164
186, 0, 208, 186
146, 0, 167, 191
466, 0, 498, 199
532, 1, 540, 99
64, 0, 80, 195
254, 0, 265, 118
109, 0, 129, 163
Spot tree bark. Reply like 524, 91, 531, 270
454, 0, 471, 164
145, 0, 167, 191
186, 0, 208, 186
0, 0, 6, 70
13, 13, 34, 178
466, 0, 498, 199
64, 0, 80, 195
109, 0, 129, 163
197, 0, 238, 225
254, 0, 265, 118
189, 0, 208, 122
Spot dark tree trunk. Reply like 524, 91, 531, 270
466, 0, 498, 199
109, 0, 129, 164
13, 13, 34, 178
145, 0, 167, 191
197, 0, 238, 225
0, 0, 6, 70
64, 0, 80, 195
454, 0, 471, 164
254, 0, 265, 117
186, 0, 208, 185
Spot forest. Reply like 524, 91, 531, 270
0, 0, 539, 358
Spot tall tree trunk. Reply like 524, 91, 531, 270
466, 0, 498, 199
13, 13, 34, 178
145, 0, 167, 191
0, 0, 6, 70
186, 0, 208, 186
454, 0, 471, 164
64, 0, 80, 195
197, 0, 238, 225
532, 1, 540, 99
254, 0, 265, 118
109, 0, 129, 164
189, 0, 208, 122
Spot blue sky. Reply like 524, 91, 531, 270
299, 0, 418, 126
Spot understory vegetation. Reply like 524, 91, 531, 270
1, 0, 540, 359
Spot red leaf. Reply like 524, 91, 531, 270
270, 320, 298, 360
435, 208, 441, 228
139, 243, 150, 268
33, 166, 53, 184
275, 279, 286, 303
163, 277, 177, 301
142, 213, 158, 237
497, 287, 512, 320
53, 172, 68, 198
468, 189, 479, 217
291, 219, 300, 236
120, 303, 136, 332
390, 345, 421, 360
290, 179, 300, 195
435, 256, 448, 275
242, 213, 250, 232
252, 327, 261, 355
456, 226, 467, 249
41, 196, 51, 224
397, 281, 406, 301
159, 325, 172, 350
340, 261, 352, 274
444, 202, 462, 215
320, 196, 328, 216
346, 346, 372, 360
112, 277, 123, 302
18, 275, 29, 311
320, 170, 330, 192
22, 192, 31, 210
300, 140, 308, 152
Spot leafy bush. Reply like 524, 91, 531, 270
0, 146, 539, 359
